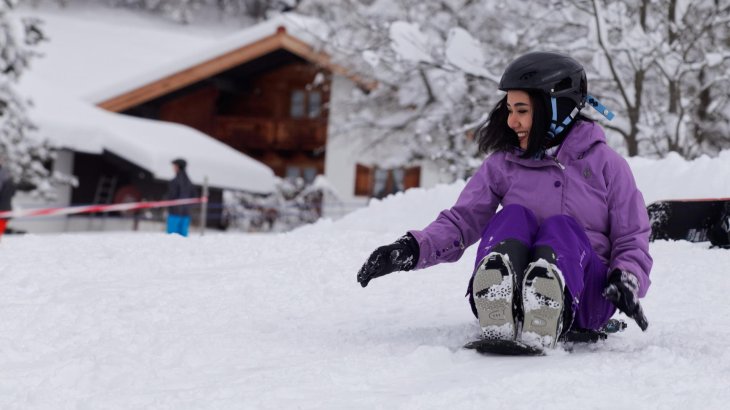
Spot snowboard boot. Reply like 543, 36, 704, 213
472, 252, 517, 340
521, 257, 565, 349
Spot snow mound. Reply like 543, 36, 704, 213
313, 147, 730, 237
628, 151, 730, 203
317, 181, 465, 235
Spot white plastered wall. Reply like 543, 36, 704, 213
323, 75, 457, 219
322, 75, 369, 219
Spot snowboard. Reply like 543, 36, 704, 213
464, 319, 627, 356
464, 339, 545, 356
647, 198, 730, 247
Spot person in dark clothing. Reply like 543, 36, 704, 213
166, 158, 197, 237
0, 162, 16, 240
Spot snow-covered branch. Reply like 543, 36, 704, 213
0, 5, 75, 199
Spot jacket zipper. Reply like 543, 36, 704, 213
553, 157, 566, 170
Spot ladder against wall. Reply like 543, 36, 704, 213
87, 175, 118, 230
93, 175, 118, 205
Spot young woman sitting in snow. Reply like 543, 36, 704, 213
356, 52, 652, 349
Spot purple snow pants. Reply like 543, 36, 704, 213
469, 204, 616, 331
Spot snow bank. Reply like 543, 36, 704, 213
628, 151, 730, 203
327, 182, 466, 234
313, 148, 730, 237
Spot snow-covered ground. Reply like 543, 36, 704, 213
5, 3, 730, 408
2, 174, 730, 409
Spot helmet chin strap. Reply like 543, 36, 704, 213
548, 94, 615, 138
548, 97, 581, 138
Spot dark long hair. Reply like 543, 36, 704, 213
476, 91, 592, 158
477, 90, 549, 158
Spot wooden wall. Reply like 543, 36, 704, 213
138, 57, 330, 181
158, 85, 219, 135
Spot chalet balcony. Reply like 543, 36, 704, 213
215, 116, 327, 152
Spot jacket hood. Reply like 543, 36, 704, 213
559, 120, 606, 159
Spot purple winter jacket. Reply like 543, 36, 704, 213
409, 121, 652, 297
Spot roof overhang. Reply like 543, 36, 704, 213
97, 27, 376, 113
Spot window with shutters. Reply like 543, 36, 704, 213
290, 90, 323, 119
286, 165, 318, 184
289, 90, 306, 118
354, 164, 420, 198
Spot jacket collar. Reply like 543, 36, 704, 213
505, 120, 605, 166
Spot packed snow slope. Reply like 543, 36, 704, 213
2, 175, 730, 409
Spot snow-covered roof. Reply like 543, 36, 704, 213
17, 6, 309, 193
91, 14, 329, 108
23, 79, 275, 193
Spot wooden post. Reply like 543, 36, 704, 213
200, 177, 208, 236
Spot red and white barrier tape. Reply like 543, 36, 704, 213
0, 197, 208, 219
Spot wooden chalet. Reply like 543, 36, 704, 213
97, 26, 375, 186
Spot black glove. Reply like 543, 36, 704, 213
357, 234, 419, 288
602, 269, 649, 331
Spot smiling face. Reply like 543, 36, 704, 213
506, 90, 533, 150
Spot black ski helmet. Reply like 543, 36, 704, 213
499, 51, 587, 108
